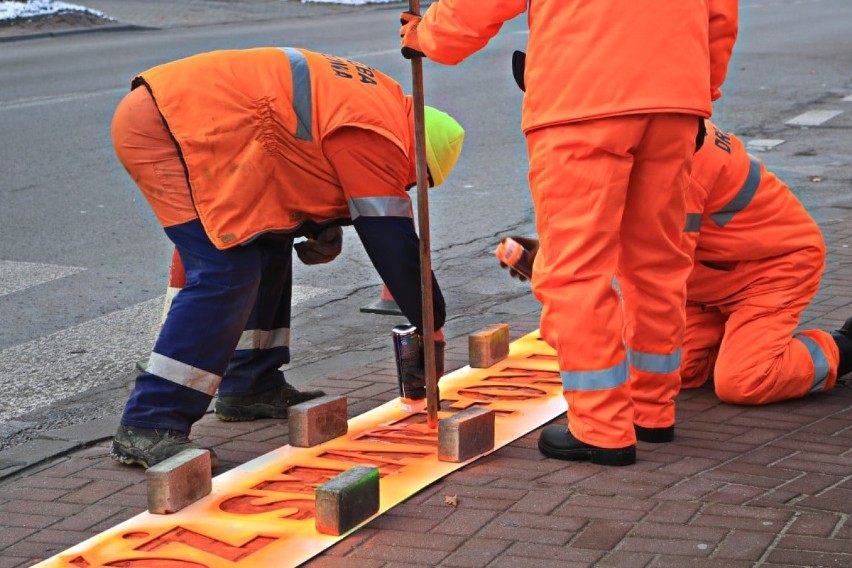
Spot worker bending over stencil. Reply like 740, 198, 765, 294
109, 47, 465, 469
498, 120, 851, 418
401, 0, 738, 465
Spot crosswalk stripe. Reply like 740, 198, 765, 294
0, 260, 84, 298
0, 285, 328, 424
785, 110, 843, 126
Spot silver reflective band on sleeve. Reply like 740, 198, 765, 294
146, 352, 221, 396
711, 155, 761, 227
684, 213, 702, 233
560, 359, 628, 391
793, 334, 830, 392
235, 327, 291, 351
279, 47, 313, 142
628, 347, 681, 374
347, 196, 413, 220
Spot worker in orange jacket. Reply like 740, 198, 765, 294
499, 120, 850, 408
401, 1, 738, 465
110, 47, 465, 469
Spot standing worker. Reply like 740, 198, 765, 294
499, 120, 851, 409
110, 47, 465, 469
401, 1, 738, 465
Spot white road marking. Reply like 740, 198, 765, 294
843, 94, 852, 102
746, 139, 786, 151
0, 87, 127, 112
0, 260, 84, 297
0, 285, 329, 423
785, 110, 843, 126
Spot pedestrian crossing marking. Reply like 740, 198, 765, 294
33, 330, 566, 568
746, 139, 785, 151
785, 110, 843, 126
0, 260, 83, 298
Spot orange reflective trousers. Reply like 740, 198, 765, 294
528, 114, 696, 448
681, 259, 840, 404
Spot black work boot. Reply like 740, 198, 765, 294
635, 424, 675, 443
111, 425, 219, 469
215, 383, 326, 422
537, 425, 636, 466
830, 316, 852, 379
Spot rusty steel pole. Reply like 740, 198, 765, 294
407, 0, 439, 429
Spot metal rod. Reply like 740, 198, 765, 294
408, 0, 438, 429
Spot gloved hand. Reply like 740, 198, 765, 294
294, 226, 343, 265
498, 235, 539, 281
407, 335, 446, 382
400, 11, 425, 59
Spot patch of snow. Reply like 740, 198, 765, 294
0, 0, 106, 21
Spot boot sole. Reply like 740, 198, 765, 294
538, 440, 636, 466
215, 404, 289, 422
110, 447, 152, 469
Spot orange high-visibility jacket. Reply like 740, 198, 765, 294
683, 120, 826, 303
134, 47, 414, 249
417, 0, 738, 132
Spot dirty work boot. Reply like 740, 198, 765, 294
538, 425, 636, 466
830, 316, 852, 379
111, 424, 219, 469
215, 383, 326, 422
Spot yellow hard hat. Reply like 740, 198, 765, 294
424, 106, 464, 187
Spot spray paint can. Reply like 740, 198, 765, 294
494, 237, 534, 280
392, 323, 426, 413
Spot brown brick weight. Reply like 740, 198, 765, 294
315, 466, 380, 535
468, 323, 510, 368
146, 448, 212, 514
288, 395, 348, 448
438, 406, 496, 463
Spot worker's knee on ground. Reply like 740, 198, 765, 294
680, 358, 712, 389
712, 371, 765, 405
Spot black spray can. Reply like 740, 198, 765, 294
392, 323, 426, 413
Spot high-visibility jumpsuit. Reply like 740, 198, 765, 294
681, 121, 838, 403
111, 48, 445, 433
416, 0, 738, 447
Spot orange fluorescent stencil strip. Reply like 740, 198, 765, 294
36, 330, 565, 568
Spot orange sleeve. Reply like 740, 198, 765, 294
322, 127, 414, 201
419, 0, 527, 65
709, 0, 738, 101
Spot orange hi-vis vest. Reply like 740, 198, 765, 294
683, 120, 825, 303
417, 0, 737, 132
134, 47, 414, 249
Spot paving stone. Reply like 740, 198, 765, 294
468, 324, 510, 368
146, 448, 212, 514
289, 395, 349, 448
438, 406, 495, 462
315, 466, 380, 536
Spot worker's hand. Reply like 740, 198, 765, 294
294, 226, 343, 265
407, 334, 446, 382
400, 11, 425, 59
498, 235, 539, 281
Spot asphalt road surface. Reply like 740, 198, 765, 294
1, 0, 851, 453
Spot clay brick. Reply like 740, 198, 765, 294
315, 466, 379, 535
438, 407, 495, 463
146, 449, 211, 515
468, 324, 510, 368
288, 395, 348, 447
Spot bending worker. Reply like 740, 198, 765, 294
499, 120, 851, 409
110, 47, 465, 469
401, 0, 738, 465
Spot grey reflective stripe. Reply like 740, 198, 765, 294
279, 47, 313, 142
710, 155, 761, 227
628, 347, 682, 374
235, 327, 290, 351
684, 213, 702, 233
146, 352, 221, 396
348, 196, 413, 220
560, 359, 628, 391
793, 334, 830, 392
